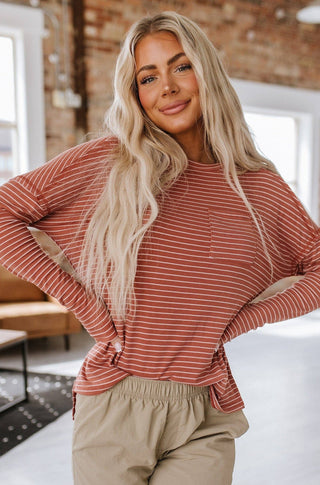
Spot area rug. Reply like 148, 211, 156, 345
0, 370, 75, 456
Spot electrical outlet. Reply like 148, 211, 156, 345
65, 89, 82, 108
52, 89, 82, 109
52, 89, 67, 108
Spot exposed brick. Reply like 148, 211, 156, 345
2, 0, 319, 214
101, 21, 126, 42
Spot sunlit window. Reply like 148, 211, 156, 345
244, 112, 298, 193
0, 35, 17, 184
0, 2, 45, 185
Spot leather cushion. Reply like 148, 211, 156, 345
0, 265, 44, 302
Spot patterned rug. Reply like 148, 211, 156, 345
0, 369, 75, 456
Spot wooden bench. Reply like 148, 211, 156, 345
0, 329, 28, 413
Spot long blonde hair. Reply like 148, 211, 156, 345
79, 11, 277, 320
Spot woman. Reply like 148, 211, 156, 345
0, 11, 319, 485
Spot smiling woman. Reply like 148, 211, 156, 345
0, 10, 320, 485
135, 32, 203, 159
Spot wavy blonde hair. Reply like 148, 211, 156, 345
79, 11, 277, 320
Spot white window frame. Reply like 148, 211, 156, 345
232, 79, 320, 223
0, 2, 45, 174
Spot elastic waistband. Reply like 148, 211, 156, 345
111, 376, 209, 402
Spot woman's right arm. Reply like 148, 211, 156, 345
0, 139, 118, 344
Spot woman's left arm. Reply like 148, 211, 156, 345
221, 174, 320, 344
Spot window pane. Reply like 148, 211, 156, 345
0, 36, 16, 123
0, 128, 15, 184
244, 112, 297, 191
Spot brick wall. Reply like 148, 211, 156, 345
84, 0, 320, 137
2, 0, 319, 158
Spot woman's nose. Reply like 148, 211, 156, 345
161, 77, 179, 96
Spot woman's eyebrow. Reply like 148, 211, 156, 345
136, 52, 186, 76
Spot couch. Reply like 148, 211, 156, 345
0, 264, 81, 350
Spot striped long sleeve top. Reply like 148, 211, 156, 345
0, 136, 320, 413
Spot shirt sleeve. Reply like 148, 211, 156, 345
221, 173, 320, 344
0, 139, 118, 343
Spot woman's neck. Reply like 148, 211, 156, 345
178, 140, 214, 164
173, 122, 215, 164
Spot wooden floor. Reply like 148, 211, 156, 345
1, 314, 320, 485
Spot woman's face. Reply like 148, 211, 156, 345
135, 31, 203, 147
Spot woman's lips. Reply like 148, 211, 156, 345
159, 100, 190, 115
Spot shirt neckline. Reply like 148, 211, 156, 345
187, 159, 222, 171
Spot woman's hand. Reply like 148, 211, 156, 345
250, 275, 305, 304
110, 336, 122, 353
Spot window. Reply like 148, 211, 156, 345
0, 35, 17, 183
0, 2, 45, 184
244, 112, 298, 193
232, 79, 320, 222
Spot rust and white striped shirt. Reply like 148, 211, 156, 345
0, 137, 319, 413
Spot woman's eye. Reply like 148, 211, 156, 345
139, 75, 156, 85
176, 63, 192, 73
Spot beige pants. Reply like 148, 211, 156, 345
72, 376, 249, 485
